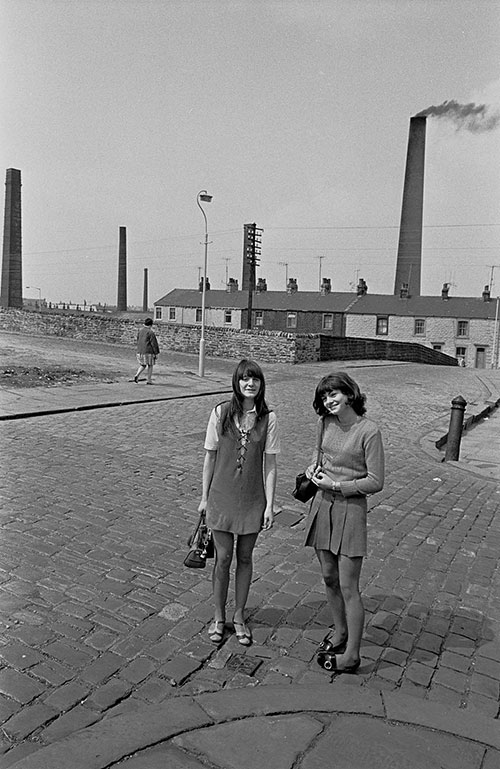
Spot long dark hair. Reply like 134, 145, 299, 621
220, 359, 269, 433
313, 371, 366, 417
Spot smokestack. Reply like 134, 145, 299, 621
117, 226, 127, 311
393, 116, 426, 298
143, 268, 148, 312
0, 169, 23, 309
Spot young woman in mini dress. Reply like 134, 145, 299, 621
198, 359, 279, 646
305, 371, 384, 673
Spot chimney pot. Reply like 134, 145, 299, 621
287, 278, 298, 294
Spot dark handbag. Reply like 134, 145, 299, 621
293, 473, 318, 503
292, 418, 324, 504
184, 512, 214, 568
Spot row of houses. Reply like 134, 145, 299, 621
154, 283, 499, 369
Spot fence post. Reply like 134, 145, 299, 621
444, 395, 467, 461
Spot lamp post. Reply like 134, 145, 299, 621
26, 286, 41, 304
197, 190, 213, 377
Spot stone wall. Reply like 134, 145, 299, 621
0, 308, 456, 366
319, 335, 457, 366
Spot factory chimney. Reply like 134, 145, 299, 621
117, 226, 127, 311
393, 116, 426, 297
0, 169, 23, 308
143, 268, 148, 312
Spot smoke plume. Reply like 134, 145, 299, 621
415, 99, 500, 132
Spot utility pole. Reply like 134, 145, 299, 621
278, 261, 289, 289
316, 256, 324, 291
488, 265, 500, 295
243, 223, 263, 329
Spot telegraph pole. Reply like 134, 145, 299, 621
243, 223, 263, 329
279, 261, 289, 289
316, 255, 324, 290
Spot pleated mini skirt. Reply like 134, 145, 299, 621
304, 490, 367, 557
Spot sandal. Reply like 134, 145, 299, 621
208, 620, 224, 644
233, 620, 252, 646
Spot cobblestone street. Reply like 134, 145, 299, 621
1, 344, 500, 767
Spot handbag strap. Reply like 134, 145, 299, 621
314, 418, 324, 466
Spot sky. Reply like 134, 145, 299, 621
1, 0, 500, 307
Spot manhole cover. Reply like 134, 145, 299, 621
226, 654, 262, 676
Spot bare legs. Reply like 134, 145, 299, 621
212, 530, 258, 624
315, 549, 364, 665
134, 363, 153, 383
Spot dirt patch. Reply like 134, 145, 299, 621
0, 366, 118, 388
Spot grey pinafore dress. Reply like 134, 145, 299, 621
206, 403, 269, 535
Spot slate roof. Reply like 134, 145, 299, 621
156, 289, 498, 319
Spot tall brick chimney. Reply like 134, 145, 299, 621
393, 116, 426, 297
142, 268, 148, 312
117, 226, 127, 311
0, 169, 22, 308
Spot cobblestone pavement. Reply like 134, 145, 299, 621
1, 345, 500, 767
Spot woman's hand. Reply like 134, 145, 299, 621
197, 498, 208, 514
305, 463, 319, 479
311, 469, 336, 491
262, 507, 274, 531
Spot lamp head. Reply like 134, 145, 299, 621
198, 191, 212, 203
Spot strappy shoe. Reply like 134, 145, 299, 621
317, 632, 347, 655
233, 620, 252, 646
208, 620, 225, 644
317, 652, 360, 674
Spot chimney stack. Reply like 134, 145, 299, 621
287, 278, 298, 294
226, 277, 239, 292
199, 277, 210, 292
356, 278, 368, 296
482, 284, 491, 302
393, 116, 426, 298
399, 283, 409, 299
320, 278, 331, 295
256, 277, 267, 293
0, 169, 23, 309
441, 282, 450, 300
142, 268, 148, 312
117, 226, 127, 311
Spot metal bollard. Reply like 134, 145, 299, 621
444, 395, 467, 461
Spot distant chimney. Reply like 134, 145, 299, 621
287, 278, 298, 294
226, 277, 239, 293
256, 277, 267, 293
117, 226, 127, 311
356, 278, 368, 296
441, 282, 450, 300
0, 169, 23, 309
320, 278, 331, 295
393, 116, 426, 298
399, 283, 409, 299
199, 277, 210, 292
482, 284, 491, 302
142, 268, 148, 312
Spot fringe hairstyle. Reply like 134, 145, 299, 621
220, 359, 269, 434
313, 371, 367, 417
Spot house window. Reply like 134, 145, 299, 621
432, 344, 443, 351
255, 311, 263, 327
414, 318, 425, 335
168, 307, 176, 321
322, 313, 333, 330
287, 312, 297, 329
457, 320, 469, 337
456, 346, 467, 366
195, 308, 202, 323
155, 307, 162, 320
376, 316, 388, 335
224, 309, 232, 324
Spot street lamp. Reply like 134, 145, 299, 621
197, 190, 213, 377
26, 286, 41, 302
